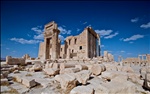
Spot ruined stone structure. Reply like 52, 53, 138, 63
103, 51, 114, 62
122, 54, 150, 66
38, 21, 60, 60
6, 56, 25, 65
38, 21, 101, 60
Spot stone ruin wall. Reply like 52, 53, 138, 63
38, 21, 101, 60
6, 56, 25, 65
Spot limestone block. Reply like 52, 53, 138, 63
101, 71, 118, 81
55, 73, 77, 90
45, 62, 53, 68
86, 64, 93, 71
52, 63, 60, 69
13, 70, 20, 74
32, 64, 42, 71
70, 86, 94, 94
13, 65, 19, 69
121, 66, 134, 73
43, 68, 59, 76
14, 75, 22, 83
59, 68, 80, 74
104, 81, 136, 94
103, 63, 117, 71
1, 71, 9, 78
22, 77, 36, 88
111, 75, 128, 83
1, 74, 4, 79
60, 63, 76, 70
116, 66, 122, 71
91, 64, 105, 75
1, 78, 9, 85
75, 70, 91, 84
143, 73, 150, 90
75, 64, 88, 70
127, 73, 142, 85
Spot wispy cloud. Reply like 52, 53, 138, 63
123, 34, 144, 42
95, 30, 113, 36
10, 38, 41, 44
6, 48, 10, 50
140, 22, 150, 29
104, 32, 118, 39
127, 53, 132, 55
31, 26, 44, 40
120, 50, 125, 53
131, 17, 139, 23
31, 26, 43, 34
101, 45, 104, 47
95, 29, 118, 39
59, 35, 65, 42
58, 26, 71, 34
83, 22, 87, 24
77, 28, 80, 32
34, 34, 44, 40
27, 34, 31, 37
12, 51, 16, 53
129, 42, 133, 44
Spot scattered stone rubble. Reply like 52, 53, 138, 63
1, 55, 150, 94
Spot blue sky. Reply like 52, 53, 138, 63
1, 1, 150, 61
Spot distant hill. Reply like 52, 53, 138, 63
1, 57, 6, 62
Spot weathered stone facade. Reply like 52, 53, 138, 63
38, 21, 60, 60
122, 54, 150, 66
38, 21, 101, 60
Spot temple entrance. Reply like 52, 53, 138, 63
45, 38, 50, 59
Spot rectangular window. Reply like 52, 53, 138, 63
61, 48, 62, 51
79, 46, 82, 50
74, 39, 77, 44
69, 39, 71, 45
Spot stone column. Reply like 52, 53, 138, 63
98, 35, 101, 56
51, 30, 59, 60
86, 29, 89, 58
43, 38, 47, 60
66, 48, 70, 59
142, 55, 144, 61
96, 34, 100, 57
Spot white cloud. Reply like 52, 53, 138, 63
83, 22, 87, 24
140, 22, 150, 29
129, 42, 133, 44
77, 28, 80, 32
59, 35, 65, 42
31, 26, 43, 34
67, 30, 71, 34
123, 34, 144, 42
104, 32, 118, 39
120, 50, 125, 53
127, 53, 132, 55
6, 48, 10, 50
27, 34, 31, 37
95, 30, 113, 36
131, 17, 139, 23
12, 51, 16, 53
58, 26, 71, 35
34, 34, 44, 40
10, 38, 41, 44
101, 45, 104, 47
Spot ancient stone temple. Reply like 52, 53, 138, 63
38, 21, 60, 60
38, 21, 101, 60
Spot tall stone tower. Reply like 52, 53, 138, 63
43, 21, 60, 60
